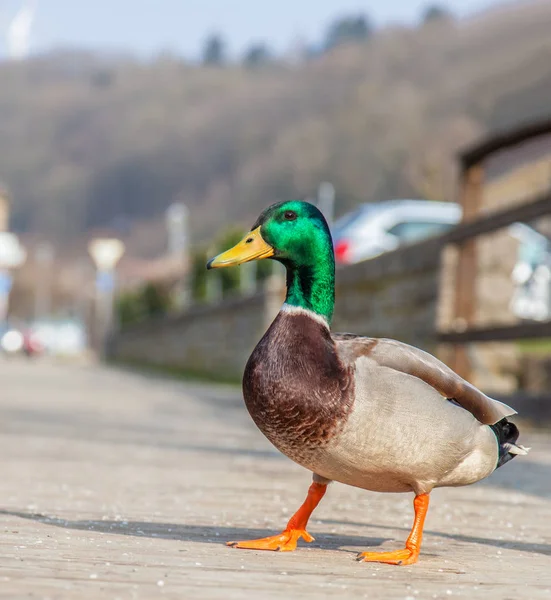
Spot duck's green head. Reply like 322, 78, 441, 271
207, 200, 332, 270
207, 200, 335, 322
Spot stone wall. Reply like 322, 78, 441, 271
333, 237, 441, 349
112, 290, 273, 381
112, 238, 443, 381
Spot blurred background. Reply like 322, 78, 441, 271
0, 0, 550, 411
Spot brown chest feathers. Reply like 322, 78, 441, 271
242, 311, 354, 463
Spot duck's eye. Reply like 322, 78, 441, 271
284, 210, 297, 221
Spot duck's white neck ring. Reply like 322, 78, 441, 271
280, 303, 330, 329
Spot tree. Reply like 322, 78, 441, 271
117, 291, 144, 327
202, 34, 226, 66
243, 43, 272, 68
324, 15, 372, 51
189, 227, 275, 304
422, 5, 453, 24
116, 282, 172, 327
142, 282, 171, 318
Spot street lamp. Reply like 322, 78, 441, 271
165, 202, 189, 310
88, 238, 125, 358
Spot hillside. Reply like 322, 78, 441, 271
1, 0, 551, 259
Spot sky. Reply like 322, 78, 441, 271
0, 0, 511, 59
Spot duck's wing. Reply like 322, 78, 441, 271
333, 333, 516, 425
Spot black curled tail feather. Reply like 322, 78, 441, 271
490, 418, 529, 468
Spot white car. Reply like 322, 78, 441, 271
331, 200, 462, 265
30, 318, 88, 356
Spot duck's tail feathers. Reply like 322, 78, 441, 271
503, 442, 530, 456
490, 418, 530, 469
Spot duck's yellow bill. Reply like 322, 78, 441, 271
206, 227, 274, 269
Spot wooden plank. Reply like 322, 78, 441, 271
442, 189, 551, 355
438, 319, 551, 343
442, 192, 551, 245
450, 165, 483, 379
460, 118, 551, 168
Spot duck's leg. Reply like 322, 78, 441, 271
227, 479, 328, 551
357, 493, 429, 566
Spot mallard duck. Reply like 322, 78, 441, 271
206, 200, 529, 565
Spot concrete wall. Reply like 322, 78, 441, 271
112, 238, 442, 381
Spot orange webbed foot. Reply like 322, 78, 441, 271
227, 529, 314, 552
227, 481, 327, 552
356, 547, 419, 566
357, 494, 429, 565
356, 493, 430, 566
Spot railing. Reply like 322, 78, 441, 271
437, 120, 551, 381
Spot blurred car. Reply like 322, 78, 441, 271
0, 320, 45, 357
30, 318, 87, 357
21, 327, 45, 357
331, 200, 462, 265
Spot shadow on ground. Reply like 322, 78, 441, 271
0, 509, 387, 554
2, 509, 550, 557
320, 518, 551, 557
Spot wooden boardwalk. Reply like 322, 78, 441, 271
1, 357, 550, 599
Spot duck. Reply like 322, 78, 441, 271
206, 200, 529, 565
